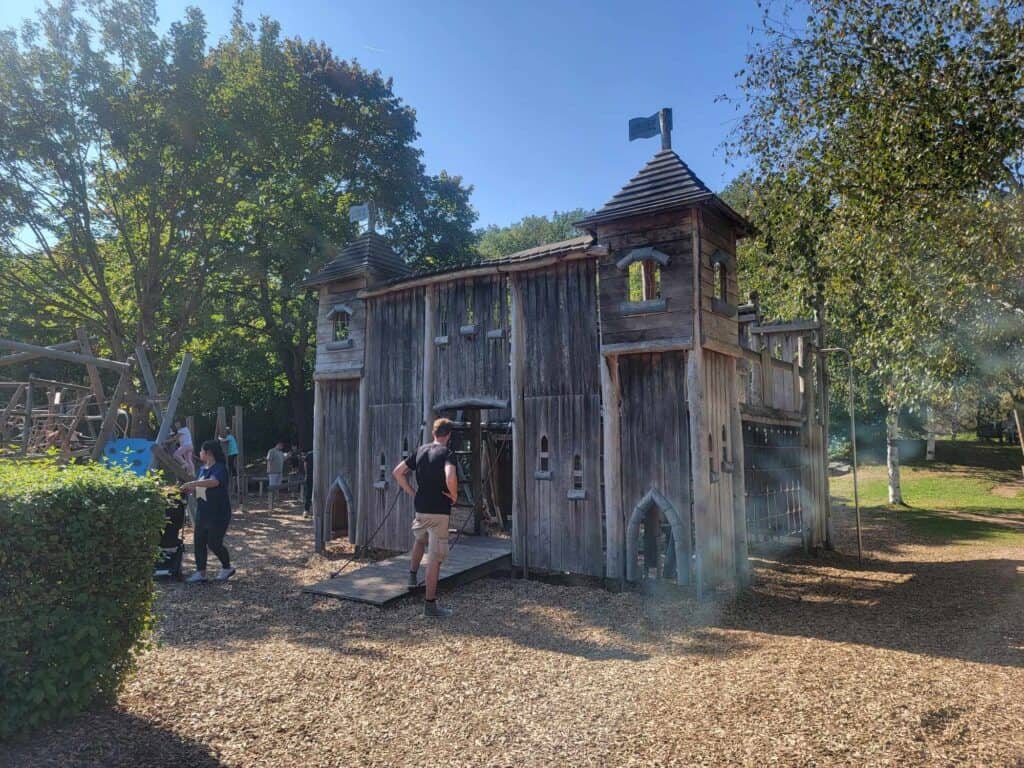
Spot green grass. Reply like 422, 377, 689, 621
831, 443, 1024, 544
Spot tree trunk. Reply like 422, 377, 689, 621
886, 404, 903, 505
925, 406, 936, 461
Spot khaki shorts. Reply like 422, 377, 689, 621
411, 513, 450, 564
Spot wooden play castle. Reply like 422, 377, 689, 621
305, 128, 830, 592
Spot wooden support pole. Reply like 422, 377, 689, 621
0, 339, 91, 368
155, 353, 192, 446
1011, 401, 1024, 479
77, 330, 107, 425
600, 354, 623, 584
134, 345, 163, 425
728, 355, 750, 586
508, 274, 528, 577
21, 379, 33, 456
1, 384, 26, 442
312, 382, 326, 552
354, 301, 373, 547
688, 207, 712, 593
91, 359, 135, 460
0, 339, 129, 372
470, 408, 483, 535
233, 405, 246, 510
151, 443, 194, 482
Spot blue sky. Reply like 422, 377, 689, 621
0, 0, 766, 228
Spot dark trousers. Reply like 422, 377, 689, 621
304, 479, 313, 513
194, 513, 231, 571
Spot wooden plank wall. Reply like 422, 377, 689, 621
595, 211, 694, 346
432, 275, 510, 408
520, 260, 603, 576
361, 288, 424, 552
316, 379, 361, 543
315, 279, 367, 377
702, 350, 738, 583
617, 351, 693, 584
699, 208, 740, 350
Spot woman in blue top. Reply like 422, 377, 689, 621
182, 439, 235, 583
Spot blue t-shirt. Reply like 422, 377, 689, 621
223, 435, 239, 457
196, 462, 231, 523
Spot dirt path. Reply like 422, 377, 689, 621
4, 499, 1022, 768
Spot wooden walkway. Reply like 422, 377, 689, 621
303, 536, 512, 606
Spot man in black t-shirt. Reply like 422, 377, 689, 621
392, 417, 458, 618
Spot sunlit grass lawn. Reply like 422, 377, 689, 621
831, 444, 1024, 544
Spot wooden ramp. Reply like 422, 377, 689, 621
304, 536, 512, 606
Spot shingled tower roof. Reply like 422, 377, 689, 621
302, 231, 411, 288
575, 149, 754, 234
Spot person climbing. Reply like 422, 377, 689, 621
392, 417, 458, 618
266, 439, 286, 510
172, 419, 194, 469
181, 439, 235, 583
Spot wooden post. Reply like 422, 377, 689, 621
0, 383, 25, 443
688, 207, 711, 594
155, 354, 192, 445
759, 339, 774, 407
215, 406, 226, 439
600, 354, 623, 584
508, 274, 528, 577
355, 301, 373, 548
312, 382, 326, 552
91, 359, 134, 460
422, 285, 438, 444
134, 344, 163, 425
21, 378, 33, 456
728, 355, 750, 585
78, 329, 107, 420
470, 408, 483, 535
233, 405, 246, 510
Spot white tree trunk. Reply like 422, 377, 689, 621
925, 406, 936, 461
887, 405, 903, 505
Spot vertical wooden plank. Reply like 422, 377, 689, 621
356, 300, 373, 547
600, 355, 622, 582
312, 381, 326, 553
422, 285, 437, 443
21, 379, 33, 455
729, 356, 750, 584
509, 273, 527, 573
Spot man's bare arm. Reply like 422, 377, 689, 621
444, 463, 458, 504
393, 461, 415, 497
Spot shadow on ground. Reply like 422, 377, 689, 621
0, 709, 226, 768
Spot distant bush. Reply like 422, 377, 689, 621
828, 435, 852, 461
0, 460, 166, 740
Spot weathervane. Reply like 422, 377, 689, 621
628, 107, 672, 150
349, 200, 377, 235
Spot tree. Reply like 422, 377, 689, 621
730, 0, 1024, 503
476, 209, 591, 260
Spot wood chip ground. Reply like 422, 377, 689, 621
4, 498, 1022, 767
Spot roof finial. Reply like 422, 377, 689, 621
628, 108, 672, 151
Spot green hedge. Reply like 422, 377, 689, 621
0, 460, 167, 740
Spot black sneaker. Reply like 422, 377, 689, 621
407, 571, 419, 589
424, 601, 452, 618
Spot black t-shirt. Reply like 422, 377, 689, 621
404, 442, 456, 515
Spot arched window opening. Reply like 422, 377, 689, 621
464, 284, 476, 325
572, 454, 583, 490
333, 313, 349, 343
713, 261, 724, 301
628, 260, 662, 302
539, 435, 550, 473
378, 452, 386, 483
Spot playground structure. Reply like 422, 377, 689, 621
0, 335, 236, 486
305, 122, 833, 593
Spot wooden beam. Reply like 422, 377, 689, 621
470, 409, 483, 535
312, 382, 326, 553
0, 338, 90, 368
91, 360, 134, 460
422, 286, 437, 444
0, 339, 129, 372
78, 329, 107, 417
233, 405, 246, 510
0, 384, 25, 442
151, 443, 194, 482
600, 354, 623, 584
600, 337, 692, 356
508, 274, 528, 576
1013, 403, 1024, 479
750, 319, 821, 335
728, 355, 750, 586
134, 345, 163, 424
155, 353, 192, 446
688, 207, 711, 595
354, 302, 373, 547
21, 379, 33, 456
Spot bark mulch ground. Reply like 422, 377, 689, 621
4, 499, 1022, 768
